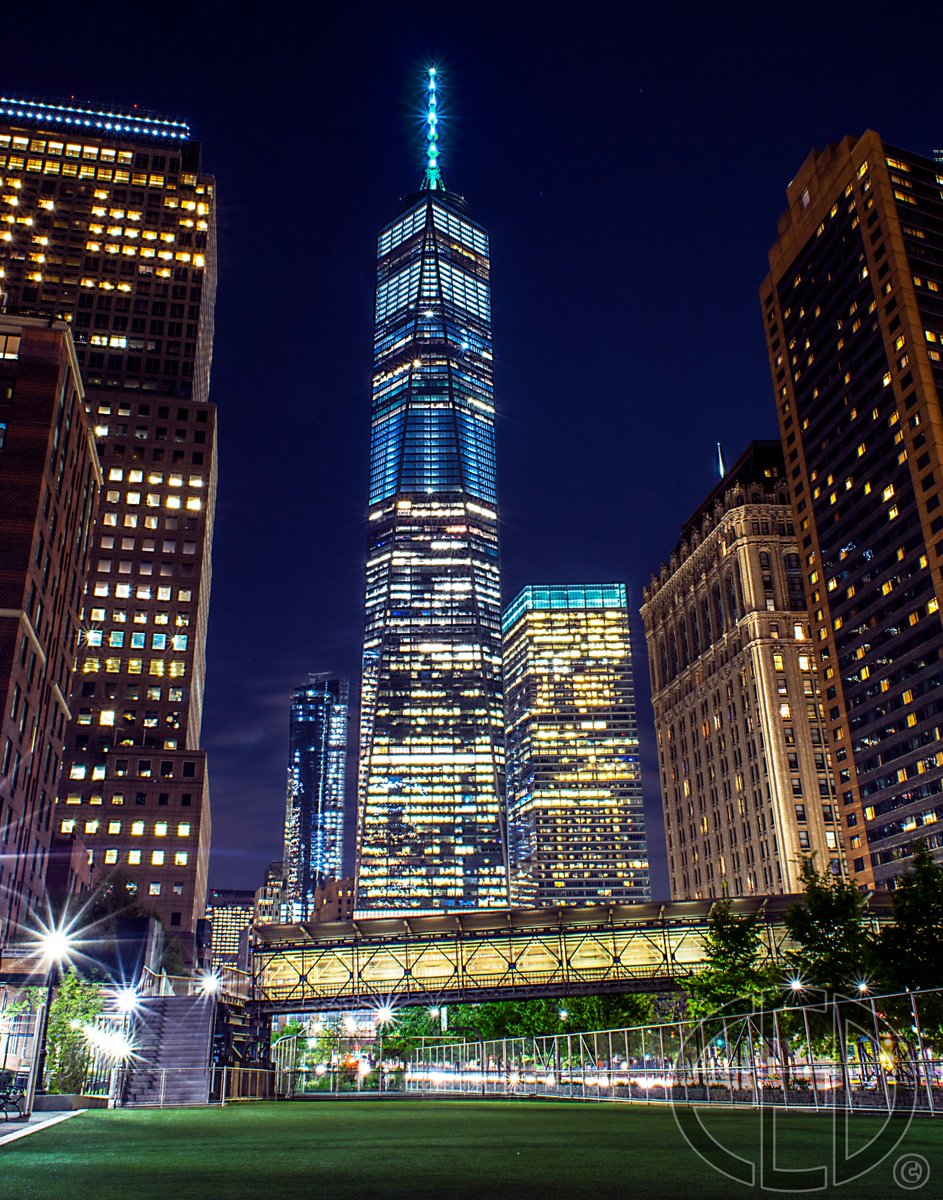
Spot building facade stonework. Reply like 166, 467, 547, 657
642, 442, 842, 900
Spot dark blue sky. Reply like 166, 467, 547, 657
7, 2, 941, 898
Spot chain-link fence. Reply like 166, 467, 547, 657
403, 989, 943, 1115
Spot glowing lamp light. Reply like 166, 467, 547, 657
113, 986, 140, 1013
789, 977, 805, 993
856, 980, 871, 995
198, 971, 221, 995
36, 925, 76, 970
559, 1007, 569, 1021
375, 1004, 396, 1026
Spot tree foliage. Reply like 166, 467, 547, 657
685, 899, 778, 1018
43, 970, 105, 1094
877, 842, 943, 992
784, 858, 876, 997
273, 1019, 307, 1046
875, 842, 943, 1044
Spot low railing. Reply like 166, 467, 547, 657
111, 1064, 275, 1107
139, 966, 251, 1005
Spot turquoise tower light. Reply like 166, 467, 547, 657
423, 66, 443, 190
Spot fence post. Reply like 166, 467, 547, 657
910, 991, 936, 1115
159, 1069, 166, 1109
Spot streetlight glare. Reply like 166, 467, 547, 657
113, 985, 140, 1013
37, 925, 75, 967
198, 971, 221, 995
375, 1004, 396, 1026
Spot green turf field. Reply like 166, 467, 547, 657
3, 1100, 941, 1199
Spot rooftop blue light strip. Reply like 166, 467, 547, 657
502, 584, 629, 633
0, 97, 190, 139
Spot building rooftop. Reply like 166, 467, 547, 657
0, 96, 191, 141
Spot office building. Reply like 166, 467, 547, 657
283, 675, 348, 921
356, 70, 508, 911
205, 886, 254, 970
254, 859, 284, 926
761, 134, 943, 887
503, 584, 649, 905
0, 98, 218, 953
0, 317, 100, 945
641, 442, 841, 899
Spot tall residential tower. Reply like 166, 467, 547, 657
0, 99, 218, 956
762, 134, 943, 887
356, 71, 508, 912
503, 584, 649, 906
283, 674, 348, 921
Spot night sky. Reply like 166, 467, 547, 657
6, 3, 941, 899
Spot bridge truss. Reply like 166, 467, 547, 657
250, 896, 892, 1016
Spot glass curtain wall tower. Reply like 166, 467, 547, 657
283, 674, 348, 921
503, 584, 650, 906
356, 71, 508, 912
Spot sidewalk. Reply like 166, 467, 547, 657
0, 1109, 83, 1148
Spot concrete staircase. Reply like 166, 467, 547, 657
120, 995, 216, 1106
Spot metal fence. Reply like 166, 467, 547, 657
403, 989, 943, 1115
109, 1064, 275, 1107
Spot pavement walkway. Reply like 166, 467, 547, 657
0, 1108, 83, 1147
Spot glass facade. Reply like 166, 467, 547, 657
357, 167, 508, 911
283, 675, 348, 920
503, 584, 650, 905
762, 134, 943, 887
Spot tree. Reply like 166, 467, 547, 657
875, 842, 943, 1045
685, 899, 778, 1018
273, 1019, 307, 1045
784, 858, 876, 998
44, 970, 105, 1094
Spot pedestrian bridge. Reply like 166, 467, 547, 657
250, 895, 891, 1015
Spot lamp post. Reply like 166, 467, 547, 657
25, 926, 75, 1116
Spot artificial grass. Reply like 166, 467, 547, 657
3, 1099, 942, 1199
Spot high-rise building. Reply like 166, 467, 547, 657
283, 675, 348, 920
254, 859, 284, 926
0, 99, 218, 955
641, 442, 841, 899
205, 886, 254, 970
761, 134, 943, 888
356, 70, 508, 912
0, 317, 100, 945
503, 584, 649, 906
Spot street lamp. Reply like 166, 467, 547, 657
26, 922, 77, 1114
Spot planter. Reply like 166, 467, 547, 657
33, 1093, 109, 1111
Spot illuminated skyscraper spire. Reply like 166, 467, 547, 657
357, 73, 508, 912
423, 66, 443, 190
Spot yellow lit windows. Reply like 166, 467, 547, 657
155, 822, 168, 837
151, 850, 165, 866
131, 820, 145, 836
108, 820, 121, 835
174, 851, 189, 866
60, 819, 76, 834
177, 823, 191, 837
773, 653, 785, 671
104, 849, 118, 865
128, 850, 142, 865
